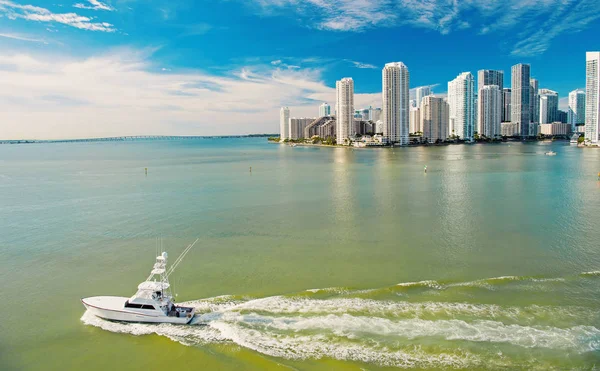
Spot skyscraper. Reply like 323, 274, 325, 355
477, 70, 504, 93
511, 63, 531, 137
448, 72, 475, 140
336, 78, 354, 145
420, 95, 449, 143
568, 89, 586, 130
409, 107, 420, 134
529, 78, 539, 125
586, 52, 600, 145
370, 107, 382, 122
478, 85, 502, 138
502, 88, 511, 122
280, 107, 290, 140
319, 103, 331, 117
414, 86, 431, 107
539, 89, 559, 124
382, 62, 410, 144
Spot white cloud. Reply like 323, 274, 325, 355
349, 60, 377, 69
248, 0, 600, 56
0, 32, 48, 44
0, 50, 381, 139
73, 0, 114, 11
0, 0, 116, 32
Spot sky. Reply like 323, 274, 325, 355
1, 0, 599, 139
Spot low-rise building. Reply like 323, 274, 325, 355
501, 122, 519, 136
539, 122, 571, 136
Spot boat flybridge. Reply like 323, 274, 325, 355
81, 239, 199, 324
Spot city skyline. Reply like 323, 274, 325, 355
1, 0, 599, 139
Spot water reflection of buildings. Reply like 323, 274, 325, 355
331, 148, 358, 240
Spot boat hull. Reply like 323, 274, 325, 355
82, 296, 193, 325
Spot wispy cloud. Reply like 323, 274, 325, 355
73, 0, 113, 11
0, 32, 48, 44
0, 0, 116, 32
247, 0, 600, 56
348, 60, 377, 69
0, 50, 379, 139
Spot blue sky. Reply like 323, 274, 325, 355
1, 0, 599, 138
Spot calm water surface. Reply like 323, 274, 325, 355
1, 138, 600, 370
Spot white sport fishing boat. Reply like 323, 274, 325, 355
81, 239, 199, 324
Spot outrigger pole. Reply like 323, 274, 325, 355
166, 238, 199, 278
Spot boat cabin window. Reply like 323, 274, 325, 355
124, 301, 156, 310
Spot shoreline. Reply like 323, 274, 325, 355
270, 138, 588, 149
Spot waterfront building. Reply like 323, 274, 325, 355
477, 70, 504, 95
305, 116, 336, 139
502, 88, 512, 122
289, 118, 315, 140
448, 72, 475, 139
558, 110, 568, 124
539, 122, 571, 136
529, 78, 539, 124
585, 52, 600, 145
410, 107, 421, 133
375, 120, 384, 134
501, 122, 519, 136
539, 89, 559, 124
420, 95, 449, 143
478, 85, 502, 138
370, 107, 382, 122
382, 62, 410, 144
336, 77, 354, 145
410, 99, 417, 108
319, 103, 331, 117
511, 63, 531, 137
415, 86, 431, 107
568, 89, 586, 131
280, 107, 290, 140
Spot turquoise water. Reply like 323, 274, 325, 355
1, 138, 600, 370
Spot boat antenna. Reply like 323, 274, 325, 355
167, 238, 199, 278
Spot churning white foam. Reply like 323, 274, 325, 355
81, 292, 600, 370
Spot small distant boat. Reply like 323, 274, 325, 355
545, 151, 557, 156
81, 239, 199, 324
289, 143, 297, 147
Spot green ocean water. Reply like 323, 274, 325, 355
1, 138, 600, 370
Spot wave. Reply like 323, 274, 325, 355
80, 272, 600, 368
394, 275, 568, 292
81, 300, 600, 369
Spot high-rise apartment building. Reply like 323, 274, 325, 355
382, 62, 410, 144
410, 107, 421, 133
448, 72, 475, 140
420, 95, 449, 143
511, 63, 531, 137
414, 86, 431, 107
319, 103, 331, 117
336, 78, 354, 145
586, 52, 600, 144
477, 70, 504, 93
280, 107, 290, 140
502, 88, 511, 122
478, 85, 502, 138
568, 89, 586, 130
539, 89, 559, 124
529, 78, 539, 124
289, 118, 315, 140
370, 107, 382, 122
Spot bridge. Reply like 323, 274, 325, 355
0, 134, 277, 145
